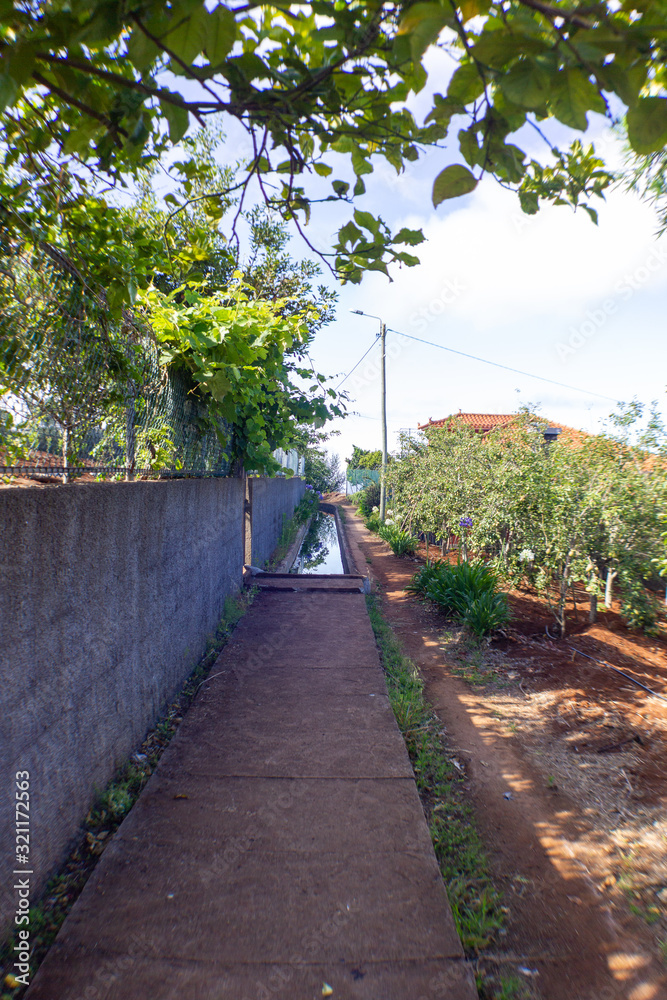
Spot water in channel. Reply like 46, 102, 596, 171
290, 511, 344, 575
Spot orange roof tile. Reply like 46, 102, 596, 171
418, 412, 586, 444
418, 413, 516, 433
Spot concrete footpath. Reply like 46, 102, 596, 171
27, 587, 477, 1000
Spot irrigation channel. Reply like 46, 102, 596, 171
290, 509, 344, 574
255, 501, 368, 593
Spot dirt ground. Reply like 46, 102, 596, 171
340, 500, 667, 1000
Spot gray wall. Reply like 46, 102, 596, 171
0, 476, 302, 932
248, 476, 306, 567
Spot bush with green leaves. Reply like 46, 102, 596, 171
365, 512, 381, 533
464, 591, 511, 638
379, 523, 417, 557
618, 574, 660, 634
409, 560, 510, 637
356, 481, 381, 518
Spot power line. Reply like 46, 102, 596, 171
335, 335, 379, 391
388, 328, 620, 404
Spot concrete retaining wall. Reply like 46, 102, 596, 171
247, 476, 306, 567
0, 476, 303, 933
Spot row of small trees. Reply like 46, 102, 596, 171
387, 411, 667, 636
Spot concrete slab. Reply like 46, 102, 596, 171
200, 663, 390, 698
158, 727, 415, 779
27, 948, 477, 1000
191, 687, 398, 737
254, 574, 364, 592
114, 774, 435, 857
51, 837, 463, 965
26, 589, 476, 1000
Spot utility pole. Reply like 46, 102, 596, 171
379, 320, 387, 522
350, 309, 389, 521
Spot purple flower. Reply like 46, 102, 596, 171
459, 516, 473, 529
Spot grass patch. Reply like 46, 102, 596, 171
365, 593, 504, 959
0, 588, 254, 1000
478, 972, 537, 1000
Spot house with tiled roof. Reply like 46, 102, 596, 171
418, 411, 584, 445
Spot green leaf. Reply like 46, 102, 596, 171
205, 5, 236, 65
605, 61, 646, 109
161, 100, 190, 143
582, 204, 599, 224
447, 63, 485, 105
167, 4, 208, 65
519, 189, 539, 215
460, 0, 491, 21
394, 227, 426, 246
550, 68, 605, 132
62, 118, 102, 155
127, 26, 161, 71
204, 371, 232, 400
0, 72, 17, 112
351, 148, 373, 176
353, 209, 380, 235
627, 97, 667, 155
397, 2, 449, 60
500, 61, 550, 110
432, 164, 478, 206
458, 127, 481, 167
313, 162, 332, 177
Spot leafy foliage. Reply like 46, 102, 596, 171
4, 0, 667, 286
391, 411, 666, 636
0, 131, 345, 476
409, 560, 510, 637
304, 448, 345, 494
347, 444, 383, 470
378, 522, 417, 556
141, 275, 343, 473
355, 481, 382, 518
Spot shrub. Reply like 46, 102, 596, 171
618, 575, 659, 633
464, 591, 511, 637
365, 511, 381, 533
357, 481, 381, 517
408, 560, 509, 636
379, 523, 417, 556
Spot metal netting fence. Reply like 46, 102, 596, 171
0, 216, 233, 481
346, 468, 381, 486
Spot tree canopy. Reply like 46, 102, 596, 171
388, 411, 667, 635
3, 0, 667, 289
347, 444, 384, 470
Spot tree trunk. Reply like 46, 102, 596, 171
589, 593, 598, 623
557, 555, 572, 638
605, 568, 617, 608
571, 585, 579, 622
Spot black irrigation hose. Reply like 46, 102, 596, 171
564, 640, 667, 703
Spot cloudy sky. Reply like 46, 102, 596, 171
162, 50, 667, 473
290, 54, 667, 471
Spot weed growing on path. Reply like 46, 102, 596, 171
365, 594, 504, 959
0, 589, 255, 1000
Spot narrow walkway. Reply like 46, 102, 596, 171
27, 590, 476, 999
